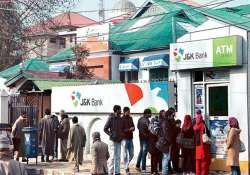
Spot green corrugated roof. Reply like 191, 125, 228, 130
47, 48, 76, 63
32, 79, 120, 91
110, 0, 207, 53
0, 58, 49, 79
200, 8, 250, 30
219, 4, 250, 16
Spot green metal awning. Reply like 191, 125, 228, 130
0, 58, 49, 79
47, 48, 76, 63
32, 79, 120, 91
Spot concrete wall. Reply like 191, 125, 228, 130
65, 113, 147, 165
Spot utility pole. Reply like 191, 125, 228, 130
99, 0, 105, 23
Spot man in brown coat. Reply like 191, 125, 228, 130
67, 116, 86, 172
58, 110, 70, 161
91, 132, 109, 175
11, 111, 28, 161
0, 134, 28, 175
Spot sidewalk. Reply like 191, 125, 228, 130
25, 158, 231, 175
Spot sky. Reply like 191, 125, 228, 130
73, 0, 249, 21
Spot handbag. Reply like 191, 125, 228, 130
202, 125, 212, 144
240, 140, 246, 152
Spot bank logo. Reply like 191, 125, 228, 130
71, 91, 81, 107
173, 48, 184, 62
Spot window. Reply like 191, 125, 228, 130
208, 86, 228, 116
194, 71, 203, 82
149, 68, 168, 81
59, 38, 66, 48
49, 38, 56, 43
127, 71, 138, 82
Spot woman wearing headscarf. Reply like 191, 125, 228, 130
181, 115, 195, 175
226, 117, 241, 175
193, 113, 211, 175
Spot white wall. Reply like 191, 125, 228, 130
111, 55, 121, 80
176, 71, 192, 122
65, 113, 149, 164
176, 18, 249, 161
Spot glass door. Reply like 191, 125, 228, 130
206, 84, 229, 158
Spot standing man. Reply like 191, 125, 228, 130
0, 134, 28, 175
156, 108, 175, 175
67, 116, 86, 172
11, 111, 28, 162
104, 105, 123, 175
136, 108, 151, 172
91, 132, 110, 175
39, 109, 59, 162
58, 110, 70, 161
121, 107, 135, 174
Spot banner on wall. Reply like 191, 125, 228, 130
170, 36, 242, 70
51, 81, 174, 113
194, 85, 205, 115
210, 119, 229, 158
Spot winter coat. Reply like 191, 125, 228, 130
156, 118, 173, 153
104, 113, 123, 142
137, 116, 150, 140
39, 115, 59, 155
91, 140, 110, 175
58, 117, 70, 140
194, 122, 211, 162
226, 128, 241, 166
0, 158, 28, 175
122, 115, 135, 139
67, 124, 86, 165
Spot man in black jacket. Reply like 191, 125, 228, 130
156, 108, 175, 175
121, 107, 135, 174
136, 108, 151, 172
104, 105, 123, 175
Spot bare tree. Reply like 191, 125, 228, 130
65, 45, 93, 79
0, 0, 78, 70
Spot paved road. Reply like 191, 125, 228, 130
25, 159, 231, 175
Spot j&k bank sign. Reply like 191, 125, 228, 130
170, 36, 243, 70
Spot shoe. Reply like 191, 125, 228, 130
73, 166, 79, 172
141, 170, 147, 174
135, 167, 141, 172
59, 159, 68, 162
125, 168, 130, 174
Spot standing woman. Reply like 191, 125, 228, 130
227, 117, 241, 175
193, 113, 211, 175
181, 115, 195, 175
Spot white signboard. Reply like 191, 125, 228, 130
170, 36, 242, 70
51, 82, 173, 113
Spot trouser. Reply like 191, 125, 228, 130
60, 138, 68, 160
151, 152, 161, 173
122, 139, 134, 170
231, 166, 241, 175
162, 152, 170, 175
136, 139, 148, 170
13, 138, 24, 160
196, 159, 209, 175
171, 146, 180, 172
108, 141, 121, 175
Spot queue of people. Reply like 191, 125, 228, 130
3, 106, 243, 175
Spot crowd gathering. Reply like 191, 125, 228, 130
0, 105, 243, 175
